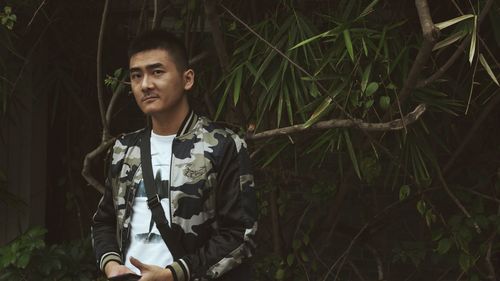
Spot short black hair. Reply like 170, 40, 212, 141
128, 29, 189, 71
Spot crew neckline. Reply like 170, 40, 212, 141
151, 130, 176, 139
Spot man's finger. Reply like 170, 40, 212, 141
129, 256, 147, 271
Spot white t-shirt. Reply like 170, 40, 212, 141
125, 131, 175, 274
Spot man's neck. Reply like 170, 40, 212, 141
151, 102, 190, 136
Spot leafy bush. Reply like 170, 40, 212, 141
0, 227, 104, 281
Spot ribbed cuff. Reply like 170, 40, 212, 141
166, 259, 190, 281
99, 252, 123, 272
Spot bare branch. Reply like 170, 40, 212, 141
81, 137, 116, 194
97, 0, 111, 141
247, 104, 426, 140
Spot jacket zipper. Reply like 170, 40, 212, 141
168, 139, 174, 224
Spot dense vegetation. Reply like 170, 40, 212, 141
1, 0, 499, 280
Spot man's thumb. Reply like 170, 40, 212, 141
129, 256, 146, 271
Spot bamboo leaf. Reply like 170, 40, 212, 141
290, 29, 333, 50
362, 37, 368, 56
262, 143, 288, 168
284, 83, 294, 125
479, 53, 499, 86
358, 0, 380, 19
343, 29, 354, 62
215, 74, 235, 120
303, 97, 332, 128
277, 89, 284, 128
432, 31, 467, 51
469, 15, 477, 65
233, 67, 243, 106
361, 64, 372, 92
344, 130, 361, 179
435, 14, 474, 30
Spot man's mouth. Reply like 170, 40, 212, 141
142, 95, 159, 102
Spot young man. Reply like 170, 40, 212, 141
91, 30, 257, 281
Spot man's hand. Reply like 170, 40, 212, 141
129, 256, 173, 281
105, 261, 135, 277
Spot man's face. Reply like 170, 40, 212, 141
129, 49, 194, 116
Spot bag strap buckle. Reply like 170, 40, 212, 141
147, 194, 161, 209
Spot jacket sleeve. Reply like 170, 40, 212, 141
90, 140, 123, 272
167, 134, 258, 281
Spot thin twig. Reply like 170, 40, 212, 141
347, 261, 368, 281
458, 186, 500, 204
136, 0, 148, 35
247, 104, 426, 140
366, 245, 384, 281
97, 0, 111, 141
443, 90, 500, 174
436, 166, 481, 233
151, 0, 158, 28
321, 224, 369, 281
26, 0, 47, 29
484, 205, 500, 280
189, 51, 209, 65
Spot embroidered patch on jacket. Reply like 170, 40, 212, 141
183, 163, 206, 180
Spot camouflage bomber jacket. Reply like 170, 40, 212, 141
91, 111, 258, 281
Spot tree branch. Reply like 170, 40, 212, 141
81, 137, 116, 194
105, 81, 126, 127
96, 0, 111, 141
247, 104, 426, 140
395, 0, 439, 107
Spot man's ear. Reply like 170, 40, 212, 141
183, 69, 195, 91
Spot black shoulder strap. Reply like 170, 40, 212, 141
140, 129, 184, 258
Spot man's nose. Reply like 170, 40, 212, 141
141, 74, 153, 91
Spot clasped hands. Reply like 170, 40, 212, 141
105, 257, 173, 281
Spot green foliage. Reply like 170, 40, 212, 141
0, 227, 102, 281
0, 6, 16, 30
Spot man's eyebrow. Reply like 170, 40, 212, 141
129, 63, 165, 72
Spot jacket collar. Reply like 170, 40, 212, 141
175, 110, 198, 136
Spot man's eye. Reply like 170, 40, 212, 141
130, 73, 141, 80
153, 70, 164, 75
